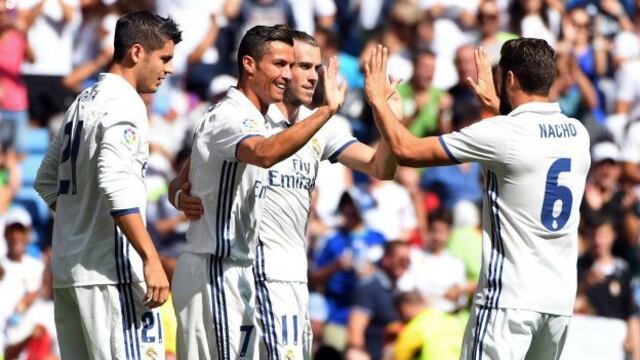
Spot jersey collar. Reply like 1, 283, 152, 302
507, 102, 561, 117
99, 73, 140, 99
226, 87, 266, 121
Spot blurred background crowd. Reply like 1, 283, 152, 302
2, 0, 640, 359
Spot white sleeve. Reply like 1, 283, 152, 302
35, 124, 64, 207
320, 116, 357, 163
616, 63, 634, 102
438, 117, 508, 168
97, 113, 142, 213
622, 123, 640, 163
211, 113, 266, 160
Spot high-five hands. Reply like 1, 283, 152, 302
323, 56, 348, 114
465, 47, 500, 114
363, 44, 403, 119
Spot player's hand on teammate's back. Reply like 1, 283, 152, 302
178, 182, 204, 220
465, 47, 500, 114
143, 257, 170, 308
323, 56, 347, 113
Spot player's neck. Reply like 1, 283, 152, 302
510, 92, 550, 110
277, 101, 300, 124
237, 79, 270, 114
109, 64, 138, 93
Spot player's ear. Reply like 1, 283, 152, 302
506, 70, 516, 91
130, 44, 144, 64
242, 55, 256, 77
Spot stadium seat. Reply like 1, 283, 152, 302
19, 153, 45, 188
17, 127, 50, 154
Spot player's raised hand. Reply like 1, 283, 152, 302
465, 47, 500, 114
178, 182, 204, 220
143, 257, 170, 308
363, 44, 391, 105
387, 76, 404, 120
323, 56, 347, 114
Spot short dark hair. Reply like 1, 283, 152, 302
113, 11, 182, 63
291, 30, 319, 48
383, 240, 409, 257
412, 46, 436, 65
499, 38, 556, 96
237, 24, 294, 77
428, 209, 453, 227
315, 26, 341, 50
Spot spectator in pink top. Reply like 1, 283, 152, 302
0, 0, 30, 152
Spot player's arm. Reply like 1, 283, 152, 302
237, 57, 347, 168
336, 91, 403, 180
98, 118, 168, 308
363, 45, 453, 168
167, 158, 203, 220
35, 121, 65, 211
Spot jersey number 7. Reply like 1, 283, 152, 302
58, 121, 84, 196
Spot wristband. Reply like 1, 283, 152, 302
174, 189, 184, 210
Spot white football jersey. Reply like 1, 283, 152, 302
440, 102, 590, 316
35, 73, 148, 288
258, 105, 356, 282
183, 87, 268, 260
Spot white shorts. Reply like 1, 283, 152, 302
54, 283, 164, 360
461, 306, 571, 360
253, 276, 312, 360
172, 252, 257, 360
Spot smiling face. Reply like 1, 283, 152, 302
285, 41, 322, 107
249, 41, 294, 105
135, 40, 175, 94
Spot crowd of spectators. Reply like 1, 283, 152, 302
2, 0, 640, 358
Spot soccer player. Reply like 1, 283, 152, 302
362, 40, 590, 359
173, 30, 400, 360
168, 25, 346, 360
34, 11, 182, 359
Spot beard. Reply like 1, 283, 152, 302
499, 76, 512, 115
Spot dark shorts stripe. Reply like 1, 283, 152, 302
209, 255, 225, 358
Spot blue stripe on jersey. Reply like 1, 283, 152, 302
437, 136, 461, 164
225, 162, 239, 257
217, 257, 231, 358
475, 171, 506, 359
253, 254, 275, 358
259, 241, 280, 360
114, 226, 132, 360
110, 207, 140, 217
328, 139, 358, 163
215, 161, 229, 257
115, 227, 139, 359
254, 242, 280, 360
124, 240, 142, 360
491, 172, 506, 308
209, 255, 224, 358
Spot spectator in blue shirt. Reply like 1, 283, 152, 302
310, 190, 386, 351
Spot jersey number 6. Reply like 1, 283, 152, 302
540, 158, 573, 232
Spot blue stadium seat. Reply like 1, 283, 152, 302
19, 153, 45, 188
17, 127, 50, 154
13, 187, 49, 228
